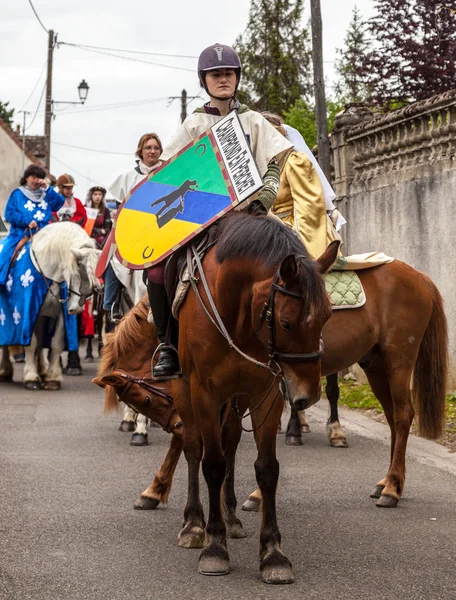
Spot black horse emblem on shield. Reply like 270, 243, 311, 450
150, 179, 198, 229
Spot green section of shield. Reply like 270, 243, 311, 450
152, 135, 228, 196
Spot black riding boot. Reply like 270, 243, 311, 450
147, 280, 180, 378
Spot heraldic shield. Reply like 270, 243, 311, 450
114, 112, 263, 269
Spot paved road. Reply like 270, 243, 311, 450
1, 359, 456, 600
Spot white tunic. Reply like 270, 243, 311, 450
161, 109, 293, 178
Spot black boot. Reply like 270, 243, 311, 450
64, 350, 83, 376
147, 280, 180, 379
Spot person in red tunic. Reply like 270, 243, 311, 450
53, 174, 87, 227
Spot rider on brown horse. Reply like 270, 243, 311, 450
147, 43, 293, 378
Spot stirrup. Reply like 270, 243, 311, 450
110, 302, 122, 323
151, 342, 182, 381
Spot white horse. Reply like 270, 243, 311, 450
0, 222, 101, 389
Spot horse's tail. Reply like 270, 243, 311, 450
412, 276, 448, 439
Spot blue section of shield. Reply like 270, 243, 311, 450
125, 180, 232, 225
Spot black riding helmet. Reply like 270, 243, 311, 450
198, 43, 242, 100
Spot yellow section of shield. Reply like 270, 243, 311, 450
115, 207, 200, 267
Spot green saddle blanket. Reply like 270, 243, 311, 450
325, 270, 365, 310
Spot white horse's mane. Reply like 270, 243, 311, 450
32, 221, 97, 280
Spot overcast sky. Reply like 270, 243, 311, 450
1, 0, 374, 198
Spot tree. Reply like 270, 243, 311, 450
0, 99, 15, 128
335, 6, 370, 103
283, 99, 344, 148
360, 0, 456, 108
235, 0, 312, 115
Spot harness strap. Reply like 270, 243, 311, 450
187, 245, 276, 374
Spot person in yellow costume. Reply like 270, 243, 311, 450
262, 113, 345, 260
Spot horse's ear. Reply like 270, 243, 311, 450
93, 374, 127, 388
71, 248, 85, 261
315, 241, 341, 274
279, 254, 298, 284
92, 377, 105, 388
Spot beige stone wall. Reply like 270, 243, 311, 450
0, 128, 35, 222
332, 91, 456, 389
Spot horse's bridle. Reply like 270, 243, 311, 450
188, 245, 323, 376
113, 370, 183, 434
31, 247, 86, 305
258, 267, 324, 365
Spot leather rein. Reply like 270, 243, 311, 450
114, 370, 183, 434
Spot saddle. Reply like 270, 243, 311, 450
10, 236, 29, 269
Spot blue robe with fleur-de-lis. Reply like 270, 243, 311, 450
0, 187, 64, 285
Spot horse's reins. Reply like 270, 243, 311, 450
187, 244, 323, 432
115, 370, 183, 434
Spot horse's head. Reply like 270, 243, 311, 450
93, 370, 181, 433
253, 241, 340, 411
68, 245, 102, 314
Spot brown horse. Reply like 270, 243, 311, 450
173, 213, 339, 583
93, 297, 184, 509
242, 259, 448, 512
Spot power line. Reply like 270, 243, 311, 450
37, 96, 168, 117
25, 79, 46, 131
59, 41, 198, 59
53, 141, 131, 156
18, 59, 47, 112
27, 0, 48, 33
60, 44, 195, 72
51, 154, 97, 183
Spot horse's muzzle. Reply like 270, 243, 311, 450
292, 394, 321, 412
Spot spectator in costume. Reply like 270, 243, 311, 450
53, 174, 87, 227
0, 165, 64, 286
85, 186, 111, 249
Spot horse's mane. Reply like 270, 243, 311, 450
216, 213, 307, 267
215, 213, 328, 314
32, 221, 96, 279
98, 296, 150, 378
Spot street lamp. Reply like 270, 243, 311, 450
53, 79, 90, 107
77, 79, 89, 104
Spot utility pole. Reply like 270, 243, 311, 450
44, 29, 55, 172
310, 0, 331, 181
169, 89, 199, 124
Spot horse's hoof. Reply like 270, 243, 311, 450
84, 356, 95, 363
0, 374, 13, 383
118, 420, 136, 432
376, 494, 399, 508
241, 496, 261, 512
24, 381, 42, 390
64, 367, 82, 376
134, 497, 160, 510
130, 433, 148, 446
301, 424, 310, 433
42, 380, 61, 391
227, 521, 246, 539
261, 564, 295, 585
286, 435, 303, 446
370, 485, 385, 499
178, 526, 206, 549
330, 438, 348, 448
198, 546, 230, 576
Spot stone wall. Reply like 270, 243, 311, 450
331, 91, 456, 389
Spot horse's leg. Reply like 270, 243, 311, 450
221, 404, 245, 539
363, 359, 411, 507
24, 333, 41, 390
42, 313, 65, 390
173, 380, 205, 549
0, 346, 13, 382
135, 429, 184, 510
119, 404, 137, 432
130, 412, 149, 446
85, 338, 94, 361
325, 373, 348, 448
298, 409, 310, 433
285, 403, 303, 446
195, 385, 230, 575
253, 393, 294, 584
